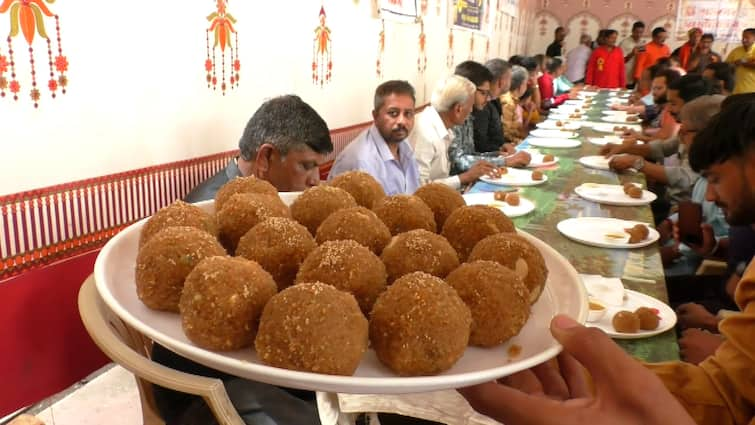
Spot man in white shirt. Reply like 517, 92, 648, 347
565, 34, 592, 83
409, 75, 496, 189
620, 21, 646, 88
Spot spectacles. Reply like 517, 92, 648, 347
476, 88, 491, 98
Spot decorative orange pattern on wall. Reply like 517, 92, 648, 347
205, 0, 240, 95
0, 0, 67, 107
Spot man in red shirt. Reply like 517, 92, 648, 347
585, 30, 626, 88
673, 27, 702, 69
634, 27, 671, 80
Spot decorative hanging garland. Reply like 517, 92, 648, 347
376, 19, 384, 78
446, 28, 454, 69
206, 0, 240, 95
312, 4, 332, 87
417, 18, 426, 73
0, 0, 68, 108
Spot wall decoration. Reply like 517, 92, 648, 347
420, 0, 428, 15
0, 0, 68, 108
468, 32, 475, 59
417, 18, 427, 72
675, 0, 755, 44
436, 0, 442, 15
312, 5, 332, 87
378, 0, 419, 22
446, 28, 455, 68
453, 0, 484, 31
376, 19, 385, 78
206, 0, 240, 95
607, 13, 642, 39
485, 37, 490, 57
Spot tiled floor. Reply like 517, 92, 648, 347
26, 364, 142, 425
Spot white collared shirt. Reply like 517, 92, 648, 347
408, 106, 462, 189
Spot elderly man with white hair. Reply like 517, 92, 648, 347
409, 74, 498, 188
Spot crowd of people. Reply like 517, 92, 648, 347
149, 23, 755, 425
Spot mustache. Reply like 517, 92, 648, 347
391, 125, 408, 132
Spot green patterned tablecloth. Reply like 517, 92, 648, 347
470, 92, 679, 362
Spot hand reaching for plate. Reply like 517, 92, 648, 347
458, 315, 696, 425
505, 151, 532, 168
600, 143, 624, 157
460, 160, 497, 185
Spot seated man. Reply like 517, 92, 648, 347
473, 58, 513, 153
410, 74, 495, 188
155, 94, 334, 424
450, 61, 530, 175
328, 80, 420, 195
607, 75, 713, 217
185, 95, 332, 201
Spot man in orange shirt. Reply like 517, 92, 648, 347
635, 27, 671, 81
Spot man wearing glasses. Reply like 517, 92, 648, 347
449, 61, 531, 177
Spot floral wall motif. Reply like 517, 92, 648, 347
528, 0, 683, 55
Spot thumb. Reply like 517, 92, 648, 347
549, 315, 647, 391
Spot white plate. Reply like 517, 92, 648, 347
587, 290, 677, 339
577, 91, 599, 97
95, 196, 587, 394
528, 137, 582, 149
602, 111, 639, 119
574, 183, 657, 206
589, 123, 642, 133
480, 167, 549, 186
529, 129, 578, 139
520, 149, 559, 167
536, 120, 581, 131
578, 155, 611, 170
556, 217, 660, 249
562, 100, 585, 106
602, 116, 641, 124
587, 136, 622, 146
462, 192, 536, 218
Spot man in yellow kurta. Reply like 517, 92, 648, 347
726, 28, 755, 94
458, 97, 755, 425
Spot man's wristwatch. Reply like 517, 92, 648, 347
633, 157, 645, 170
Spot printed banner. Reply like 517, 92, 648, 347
378, 0, 419, 22
675, 0, 755, 44
451, 0, 486, 33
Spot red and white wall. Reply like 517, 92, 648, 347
0, 0, 539, 416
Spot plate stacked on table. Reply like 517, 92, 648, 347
536, 120, 581, 131
529, 129, 578, 139
462, 192, 536, 218
574, 182, 657, 205
588, 123, 640, 132
556, 217, 659, 249
578, 155, 611, 170
587, 136, 622, 146
522, 150, 559, 167
480, 167, 548, 186
527, 137, 581, 149
602, 114, 641, 124
587, 289, 677, 339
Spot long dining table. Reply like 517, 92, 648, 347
468, 90, 679, 363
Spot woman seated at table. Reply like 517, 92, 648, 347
500, 65, 530, 144
537, 57, 576, 109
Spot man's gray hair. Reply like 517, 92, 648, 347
431, 75, 475, 113
680, 95, 725, 129
509, 65, 529, 92
485, 58, 512, 81
238, 95, 332, 160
